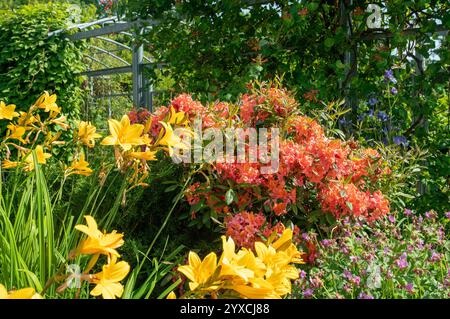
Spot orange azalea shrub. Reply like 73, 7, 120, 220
142, 82, 391, 238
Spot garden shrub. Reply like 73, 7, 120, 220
0, 3, 86, 120
149, 82, 392, 234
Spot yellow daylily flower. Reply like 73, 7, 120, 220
156, 121, 190, 156
271, 228, 293, 250
178, 251, 220, 291
24, 145, 52, 171
233, 248, 266, 279
0, 284, 41, 299
101, 115, 145, 151
90, 257, 130, 299
18, 111, 37, 127
66, 153, 93, 177
129, 149, 157, 161
177, 230, 302, 299
74, 215, 124, 259
254, 242, 278, 266
272, 229, 304, 264
6, 123, 26, 143
77, 121, 102, 148
0, 101, 19, 120
219, 236, 254, 282
231, 278, 280, 299
2, 160, 19, 169
34, 91, 60, 113
167, 105, 189, 126
166, 291, 177, 299
264, 269, 295, 296
50, 115, 70, 130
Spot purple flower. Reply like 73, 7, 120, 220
444, 278, 450, 287
299, 270, 307, 279
430, 252, 442, 263
321, 239, 332, 247
303, 288, 314, 298
343, 284, 352, 293
301, 233, 310, 241
445, 212, 450, 219
404, 209, 413, 216
384, 69, 397, 84
352, 276, 361, 286
425, 211, 435, 219
310, 276, 323, 288
404, 283, 414, 293
343, 270, 352, 280
368, 109, 374, 118
343, 217, 350, 225
393, 135, 408, 147
396, 252, 409, 269
390, 87, 398, 95
350, 255, 358, 263
368, 97, 378, 106
358, 292, 374, 299
417, 239, 425, 250
388, 215, 396, 223
377, 111, 389, 122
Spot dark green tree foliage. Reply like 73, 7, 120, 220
120, 1, 448, 101
0, 3, 86, 117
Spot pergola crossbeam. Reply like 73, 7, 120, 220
81, 66, 132, 77
67, 19, 158, 41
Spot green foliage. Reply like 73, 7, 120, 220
119, 0, 449, 211
0, 3, 87, 118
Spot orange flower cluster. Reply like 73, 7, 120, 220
180, 82, 390, 223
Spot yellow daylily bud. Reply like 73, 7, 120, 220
129, 149, 157, 161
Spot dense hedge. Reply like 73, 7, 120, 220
0, 3, 86, 118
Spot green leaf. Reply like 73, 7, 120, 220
164, 184, 179, 192
345, 201, 353, 211
225, 188, 235, 205
307, 2, 319, 12
324, 38, 335, 48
